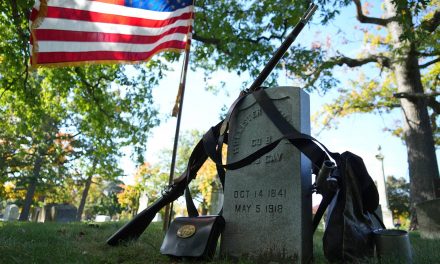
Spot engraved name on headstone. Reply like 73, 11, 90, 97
220, 87, 312, 263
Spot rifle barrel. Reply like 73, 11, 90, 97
248, 3, 317, 91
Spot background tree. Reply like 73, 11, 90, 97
0, 1, 161, 220
292, 0, 439, 228
158, 130, 221, 215
386, 175, 411, 227
83, 176, 124, 219
54, 64, 160, 221
117, 163, 169, 218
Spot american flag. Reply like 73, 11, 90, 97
30, 0, 194, 66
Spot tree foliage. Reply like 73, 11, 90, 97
117, 162, 168, 217
156, 130, 222, 214
0, 1, 161, 219
386, 175, 411, 220
310, 1, 440, 142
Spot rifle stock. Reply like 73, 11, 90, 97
106, 179, 186, 245
106, 124, 215, 245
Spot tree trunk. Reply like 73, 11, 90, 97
201, 201, 208, 216
76, 174, 93, 221
19, 154, 43, 221
384, 0, 439, 229
76, 160, 97, 221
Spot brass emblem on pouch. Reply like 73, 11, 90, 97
177, 224, 196, 238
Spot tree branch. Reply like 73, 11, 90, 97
420, 9, 440, 33
427, 98, 440, 115
419, 57, 440, 68
353, 0, 394, 26
394, 92, 440, 99
192, 33, 220, 45
193, 17, 288, 56
416, 51, 440, 57
73, 68, 113, 119
331, 54, 391, 69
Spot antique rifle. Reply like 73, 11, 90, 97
107, 3, 317, 246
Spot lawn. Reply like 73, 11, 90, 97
0, 221, 438, 263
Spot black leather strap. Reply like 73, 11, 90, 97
185, 187, 199, 217
215, 90, 252, 185
181, 122, 223, 217
252, 88, 336, 173
203, 89, 337, 174
313, 190, 337, 233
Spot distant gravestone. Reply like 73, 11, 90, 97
37, 204, 56, 222
153, 213, 162, 222
220, 87, 312, 263
4, 204, 19, 221
209, 185, 224, 215
36, 207, 46, 222
137, 191, 149, 214
29, 207, 37, 222
50, 204, 77, 222
95, 215, 111, 222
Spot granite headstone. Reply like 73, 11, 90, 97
220, 87, 312, 263
95, 215, 111, 222
137, 191, 149, 214
50, 204, 77, 222
4, 204, 19, 221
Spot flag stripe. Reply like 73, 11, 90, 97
37, 33, 188, 53
34, 41, 186, 65
36, 17, 193, 36
43, 0, 192, 20
91, 0, 125, 5
44, 7, 192, 29
34, 26, 191, 44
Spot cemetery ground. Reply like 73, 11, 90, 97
0, 221, 439, 264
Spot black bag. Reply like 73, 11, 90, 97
315, 151, 384, 262
160, 215, 225, 260
160, 171, 225, 260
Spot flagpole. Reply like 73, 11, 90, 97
163, 25, 193, 232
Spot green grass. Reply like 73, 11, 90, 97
0, 221, 438, 263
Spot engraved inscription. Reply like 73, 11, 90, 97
235, 204, 252, 213
250, 136, 273, 148
251, 138, 262, 147
232, 107, 262, 155
231, 188, 288, 215
265, 153, 283, 163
